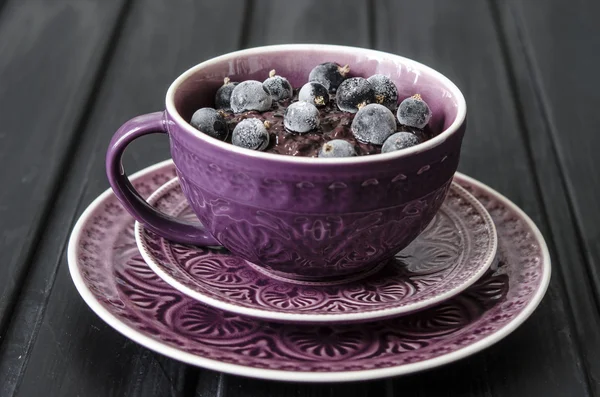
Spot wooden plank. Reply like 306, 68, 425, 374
242, 0, 370, 47
0, 0, 129, 392
198, 376, 388, 397
495, 0, 600, 393
373, 0, 590, 396
0, 0, 126, 337
1, 1, 244, 396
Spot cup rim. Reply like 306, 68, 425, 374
165, 44, 467, 165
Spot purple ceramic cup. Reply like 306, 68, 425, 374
106, 44, 467, 280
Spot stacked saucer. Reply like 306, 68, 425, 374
68, 160, 550, 382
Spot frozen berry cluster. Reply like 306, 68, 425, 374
189, 62, 434, 158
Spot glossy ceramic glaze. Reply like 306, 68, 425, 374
106, 44, 467, 279
135, 174, 497, 323
71, 160, 550, 382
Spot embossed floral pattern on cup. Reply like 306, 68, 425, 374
135, 178, 497, 323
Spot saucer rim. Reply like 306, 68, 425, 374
67, 159, 551, 382
134, 176, 498, 323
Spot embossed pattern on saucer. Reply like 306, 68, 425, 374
135, 178, 497, 323
68, 160, 550, 382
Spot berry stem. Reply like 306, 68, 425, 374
269, 69, 276, 78
338, 64, 350, 76
223, 77, 231, 85
412, 93, 422, 100
263, 120, 272, 129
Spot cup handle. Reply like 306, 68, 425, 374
106, 111, 220, 246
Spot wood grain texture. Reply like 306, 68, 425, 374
199, 377, 388, 397
244, 0, 370, 47
1, 0, 244, 396
495, 0, 600, 393
0, 0, 126, 340
374, 0, 590, 395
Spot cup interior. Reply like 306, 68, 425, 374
169, 45, 464, 145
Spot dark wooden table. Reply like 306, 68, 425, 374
0, 0, 598, 395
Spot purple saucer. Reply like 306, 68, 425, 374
135, 178, 497, 323
68, 160, 550, 382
